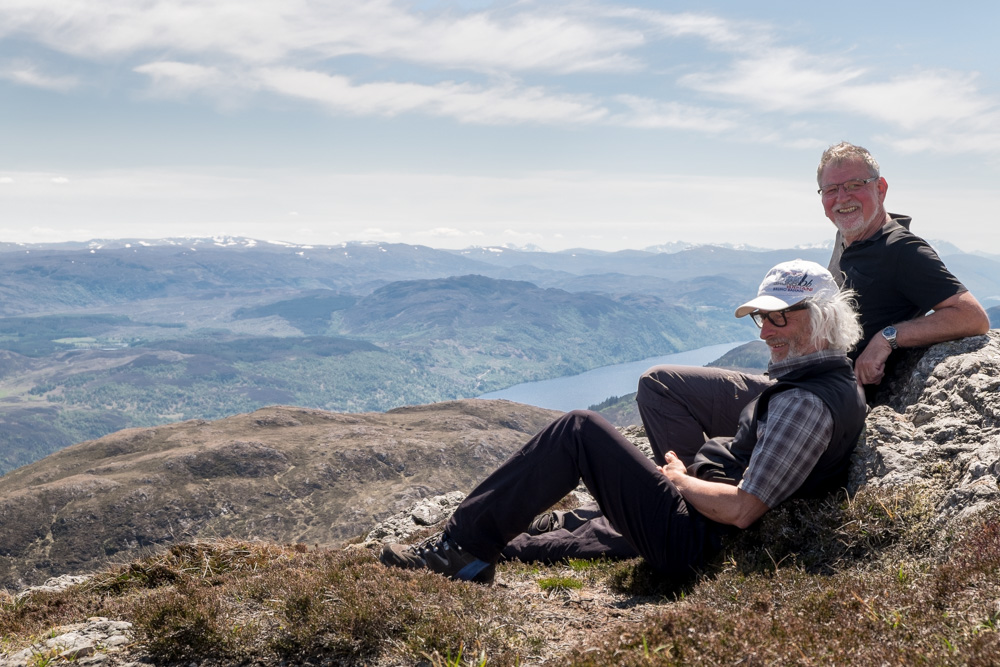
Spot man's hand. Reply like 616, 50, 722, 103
854, 334, 892, 385
658, 450, 769, 529
854, 291, 990, 387
658, 451, 687, 484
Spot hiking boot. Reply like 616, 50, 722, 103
526, 510, 564, 535
380, 533, 495, 584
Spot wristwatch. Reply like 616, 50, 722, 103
881, 326, 899, 350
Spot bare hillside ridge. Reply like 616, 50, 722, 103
0, 399, 561, 589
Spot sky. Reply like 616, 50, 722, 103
2, 0, 999, 253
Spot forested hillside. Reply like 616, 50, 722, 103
1, 237, 996, 476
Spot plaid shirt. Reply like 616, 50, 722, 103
737, 349, 842, 508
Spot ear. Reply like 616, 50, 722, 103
876, 177, 888, 202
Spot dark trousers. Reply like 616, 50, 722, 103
501, 503, 636, 562
636, 365, 771, 467
472, 365, 771, 565
444, 410, 726, 576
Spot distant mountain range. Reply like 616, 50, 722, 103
0, 236, 997, 476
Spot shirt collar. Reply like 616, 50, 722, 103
844, 213, 910, 250
767, 349, 846, 379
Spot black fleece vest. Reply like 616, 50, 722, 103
690, 356, 866, 501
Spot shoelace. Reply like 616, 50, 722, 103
414, 534, 455, 557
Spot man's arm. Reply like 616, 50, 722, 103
660, 386, 833, 528
855, 291, 990, 385
660, 452, 768, 529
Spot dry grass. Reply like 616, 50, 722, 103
569, 488, 1000, 666
1, 483, 998, 666
1, 541, 530, 665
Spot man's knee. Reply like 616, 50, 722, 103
638, 365, 769, 407
637, 365, 721, 411
539, 410, 622, 452
564, 409, 617, 430
637, 365, 688, 405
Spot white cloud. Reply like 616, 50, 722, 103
879, 123, 1000, 156
133, 61, 233, 96
0, 0, 646, 73
609, 8, 760, 50
2, 1, 998, 156
136, 60, 747, 130
132, 60, 260, 111
613, 95, 740, 132
678, 47, 1000, 152
255, 67, 608, 125
680, 48, 865, 113
255, 68, 443, 117
50, 176, 69, 184
0, 176, 13, 184
832, 71, 995, 131
389, 10, 644, 74
133, 62, 609, 125
0, 60, 79, 91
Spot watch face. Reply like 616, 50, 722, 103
882, 326, 898, 348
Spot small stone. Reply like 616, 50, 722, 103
61, 644, 96, 660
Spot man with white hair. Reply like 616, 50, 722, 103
380, 260, 867, 584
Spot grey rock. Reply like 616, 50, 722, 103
14, 574, 91, 601
0, 617, 133, 667
363, 491, 467, 544
849, 331, 1000, 524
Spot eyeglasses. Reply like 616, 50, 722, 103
751, 302, 809, 328
817, 177, 877, 197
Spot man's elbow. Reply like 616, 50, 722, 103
732, 493, 770, 529
941, 292, 991, 338
971, 307, 991, 335
960, 300, 991, 336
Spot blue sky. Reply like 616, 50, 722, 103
2, 1, 998, 253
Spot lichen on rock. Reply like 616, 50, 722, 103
849, 331, 1000, 525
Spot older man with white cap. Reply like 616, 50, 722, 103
637, 258, 860, 468
380, 260, 867, 584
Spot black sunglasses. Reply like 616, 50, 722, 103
751, 302, 809, 328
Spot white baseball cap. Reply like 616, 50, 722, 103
735, 259, 839, 318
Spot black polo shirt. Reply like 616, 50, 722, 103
833, 214, 967, 360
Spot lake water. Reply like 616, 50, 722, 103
477, 340, 753, 411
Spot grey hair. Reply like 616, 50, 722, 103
817, 142, 880, 185
804, 289, 863, 353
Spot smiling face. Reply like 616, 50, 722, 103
758, 305, 818, 363
820, 159, 889, 245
